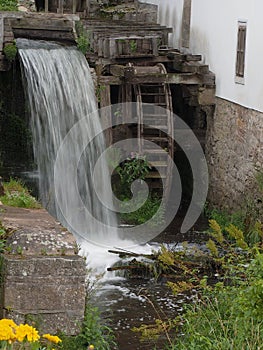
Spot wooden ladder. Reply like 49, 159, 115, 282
133, 63, 174, 197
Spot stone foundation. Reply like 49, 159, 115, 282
0, 206, 86, 335
206, 97, 263, 210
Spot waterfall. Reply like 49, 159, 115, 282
17, 39, 121, 255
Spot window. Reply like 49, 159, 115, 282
235, 21, 247, 84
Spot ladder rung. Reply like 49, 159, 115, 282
141, 84, 164, 87
144, 125, 168, 129
148, 161, 168, 167
146, 172, 166, 179
143, 136, 168, 142
141, 93, 165, 96
144, 149, 168, 154
143, 114, 168, 117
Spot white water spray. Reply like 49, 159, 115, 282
17, 39, 128, 273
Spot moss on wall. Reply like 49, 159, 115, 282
0, 63, 33, 169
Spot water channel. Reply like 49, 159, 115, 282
91, 215, 208, 350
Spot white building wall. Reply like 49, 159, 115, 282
140, 0, 263, 112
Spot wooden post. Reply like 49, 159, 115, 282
0, 14, 3, 52
85, 0, 90, 17
44, 0, 48, 12
58, 0, 63, 14
72, 0, 77, 14
123, 84, 132, 124
100, 85, 112, 147
181, 0, 192, 49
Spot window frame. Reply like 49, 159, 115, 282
235, 20, 247, 85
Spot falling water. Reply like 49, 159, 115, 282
17, 39, 121, 262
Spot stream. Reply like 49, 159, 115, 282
91, 215, 208, 350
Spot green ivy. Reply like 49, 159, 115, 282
0, 0, 17, 11
3, 42, 17, 61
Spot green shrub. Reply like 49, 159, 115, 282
0, 0, 17, 11
116, 153, 151, 193
206, 168, 263, 247
3, 42, 17, 61
75, 22, 91, 54
120, 192, 164, 226
0, 178, 41, 209
59, 304, 116, 350
0, 222, 7, 253
167, 247, 263, 349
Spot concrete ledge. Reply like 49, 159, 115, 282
0, 206, 86, 335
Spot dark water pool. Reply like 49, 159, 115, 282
93, 215, 208, 350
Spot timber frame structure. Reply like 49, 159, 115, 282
0, 0, 215, 195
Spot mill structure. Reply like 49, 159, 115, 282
0, 0, 215, 195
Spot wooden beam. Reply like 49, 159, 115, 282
99, 84, 112, 146
44, 0, 48, 13
181, 0, 192, 48
109, 64, 126, 77
98, 72, 211, 85
58, 0, 63, 14
98, 76, 123, 85
0, 15, 3, 51
72, 0, 77, 14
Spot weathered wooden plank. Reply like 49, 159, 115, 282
185, 54, 202, 61
12, 28, 75, 42
12, 25, 73, 32
201, 72, 216, 86
110, 64, 126, 77
128, 73, 203, 85
181, 0, 192, 48
99, 84, 112, 146
98, 76, 123, 85
99, 72, 206, 85
45, 0, 48, 13
0, 15, 4, 51
181, 62, 209, 74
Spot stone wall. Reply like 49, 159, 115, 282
206, 97, 263, 210
0, 206, 87, 335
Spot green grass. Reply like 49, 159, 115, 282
0, 221, 7, 253
0, 0, 17, 11
167, 250, 263, 350
59, 304, 116, 350
0, 178, 41, 209
119, 192, 164, 226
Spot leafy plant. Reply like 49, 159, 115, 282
75, 22, 91, 54
129, 39, 137, 53
116, 152, 151, 195
78, 304, 116, 350
0, 0, 17, 11
206, 168, 263, 247
0, 178, 41, 209
168, 251, 263, 349
119, 192, 164, 226
59, 304, 116, 350
0, 222, 7, 253
3, 42, 17, 62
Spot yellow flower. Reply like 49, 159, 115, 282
43, 333, 62, 344
88, 345, 95, 350
0, 319, 17, 328
15, 324, 40, 342
0, 318, 17, 342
